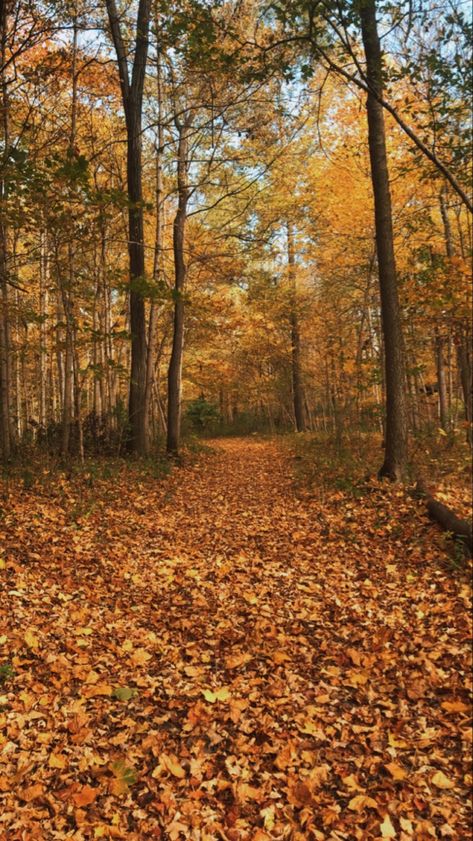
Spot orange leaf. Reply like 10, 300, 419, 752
225, 652, 252, 669
385, 762, 408, 781
22, 783, 44, 802
441, 700, 469, 714
348, 794, 378, 811
73, 785, 99, 807
81, 683, 112, 699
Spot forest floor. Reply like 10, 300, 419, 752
0, 438, 471, 841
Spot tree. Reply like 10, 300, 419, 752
359, 0, 407, 479
106, 0, 152, 454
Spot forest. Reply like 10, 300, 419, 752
0, 1, 472, 839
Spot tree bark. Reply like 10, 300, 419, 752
144, 26, 164, 451
434, 327, 448, 431
360, 0, 408, 480
167, 117, 189, 455
286, 222, 305, 432
0, 0, 11, 459
106, 0, 151, 455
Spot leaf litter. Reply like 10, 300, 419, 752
0, 438, 471, 840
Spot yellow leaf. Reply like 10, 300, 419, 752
299, 720, 325, 739
385, 762, 408, 781
49, 753, 68, 769
160, 753, 186, 779
24, 630, 39, 650
348, 794, 378, 811
400, 817, 413, 834
260, 804, 275, 831
342, 773, 363, 792
0, 635, 7, 644
431, 770, 455, 790
388, 731, 409, 748
130, 648, 152, 666
202, 687, 231, 703
380, 815, 396, 838
0, 558, 5, 570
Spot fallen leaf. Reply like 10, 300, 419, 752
159, 753, 186, 779
441, 700, 469, 714
432, 770, 455, 790
225, 652, 252, 669
81, 683, 112, 699
49, 753, 68, 769
201, 687, 231, 703
130, 648, 152, 666
380, 814, 397, 838
348, 794, 378, 811
24, 629, 39, 650
73, 785, 99, 807
385, 762, 408, 780
21, 784, 44, 802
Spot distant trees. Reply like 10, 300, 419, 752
0, 0, 470, 470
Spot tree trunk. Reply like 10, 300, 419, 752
0, 0, 11, 459
360, 0, 408, 480
286, 222, 305, 432
106, 0, 151, 455
457, 327, 472, 446
144, 31, 164, 451
434, 327, 448, 431
39, 228, 48, 428
167, 118, 189, 455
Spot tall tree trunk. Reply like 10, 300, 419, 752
286, 222, 305, 432
144, 29, 164, 451
439, 190, 471, 443
39, 228, 48, 428
360, 0, 408, 480
0, 0, 11, 458
125, 106, 148, 453
106, 0, 151, 455
167, 118, 189, 455
434, 327, 449, 431
457, 327, 472, 446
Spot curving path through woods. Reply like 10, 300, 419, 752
0, 438, 471, 840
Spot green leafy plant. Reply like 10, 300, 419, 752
0, 663, 14, 686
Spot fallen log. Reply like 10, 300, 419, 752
415, 480, 472, 556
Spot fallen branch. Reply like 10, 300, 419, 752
415, 480, 472, 556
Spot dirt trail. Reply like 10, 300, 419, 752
0, 438, 471, 840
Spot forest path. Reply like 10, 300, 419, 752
0, 438, 471, 839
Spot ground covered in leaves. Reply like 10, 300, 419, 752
0, 438, 471, 841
